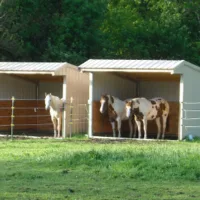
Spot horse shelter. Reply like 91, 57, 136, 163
0, 62, 89, 138
79, 59, 200, 140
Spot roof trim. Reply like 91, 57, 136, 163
0, 62, 69, 73
0, 71, 54, 75
184, 61, 200, 72
80, 69, 174, 73
79, 59, 186, 72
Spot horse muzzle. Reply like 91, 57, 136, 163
99, 108, 104, 114
126, 109, 131, 118
45, 106, 49, 110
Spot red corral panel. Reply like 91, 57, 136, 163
0, 100, 52, 132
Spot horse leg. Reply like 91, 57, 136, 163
135, 120, 142, 139
111, 121, 116, 137
57, 117, 62, 138
142, 117, 148, 139
162, 115, 168, 139
117, 119, 122, 138
52, 118, 57, 138
155, 117, 161, 139
128, 118, 133, 138
133, 120, 137, 138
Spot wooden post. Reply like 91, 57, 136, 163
69, 97, 74, 138
62, 76, 67, 138
11, 96, 15, 140
88, 73, 93, 138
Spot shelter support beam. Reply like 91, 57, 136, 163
179, 75, 184, 140
62, 76, 67, 138
88, 73, 93, 137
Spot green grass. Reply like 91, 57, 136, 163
0, 137, 200, 199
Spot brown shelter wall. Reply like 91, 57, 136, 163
0, 100, 52, 132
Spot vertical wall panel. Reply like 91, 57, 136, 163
93, 73, 136, 101
178, 66, 200, 138
139, 81, 179, 101
0, 74, 36, 99
39, 82, 63, 99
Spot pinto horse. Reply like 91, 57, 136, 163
100, 94, 135, 138
45, 93, 65, 138
125, 97, 169, 139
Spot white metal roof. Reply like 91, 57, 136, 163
0, 62, 67, 72
79, 59, 188, 72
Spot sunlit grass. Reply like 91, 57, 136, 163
1, 138, 200, 199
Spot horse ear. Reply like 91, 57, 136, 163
45, 92, 47, 97
50, 93, 52, 96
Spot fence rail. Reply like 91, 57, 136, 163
0, 97, 88, 139
181, 101, 200, 132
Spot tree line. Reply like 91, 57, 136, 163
0, 0, 200, 66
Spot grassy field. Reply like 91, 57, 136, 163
0, 137, 200, 200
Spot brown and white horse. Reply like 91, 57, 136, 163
45, 93, 65, 138
100, 94, 135, 138
125, 97, 169, 139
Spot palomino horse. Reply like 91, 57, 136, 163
100, 94, 135, 138
44, 93, 65, 138
125, 97, 169, 139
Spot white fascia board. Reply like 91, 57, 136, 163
184, 61, 200, 73
172, 60, 200, 74
0, 71, 55, 75
80, 69, 174, 73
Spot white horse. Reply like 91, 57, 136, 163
100, 94, 135, 138
125, 97, 169, 139
44, 93, 65, 138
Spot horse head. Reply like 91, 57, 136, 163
125, 100, 133, 117
99, 94, 109, 114
125, 99, 140, 117
44, 93, 52, 110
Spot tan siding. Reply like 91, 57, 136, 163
65, 68, 89, 136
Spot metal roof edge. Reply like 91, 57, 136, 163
0, 62, 73, 73
170, 60, 185, 74
55, 62, 78, 71
0, 71, 54, 75
79, 59, 186, 71
79, 68, 174, 73
172, 60, 200, 74
184, 61, 200, 72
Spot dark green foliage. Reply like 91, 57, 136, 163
0, 0, 200, 65
0, 0, 107, 64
